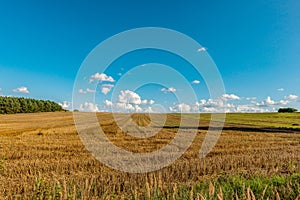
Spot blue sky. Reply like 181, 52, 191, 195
0, 0, 299, 112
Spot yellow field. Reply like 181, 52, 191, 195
0, 112, 299, 199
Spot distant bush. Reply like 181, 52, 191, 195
278, 107, 298, 113
0, 96, 63, 114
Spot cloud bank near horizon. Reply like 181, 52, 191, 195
74, 91, 298, 113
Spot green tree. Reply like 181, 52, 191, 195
0, 96, 63, 114
278, 108, 298, 113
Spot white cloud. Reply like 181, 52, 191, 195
12, 86, 29, 94
221, 94, 240, 100
79, 102, 99, 112
90, 73, 115, 83
169, 103, 191, 113
78, 89, 87, 94
141, 99, 148, 105
149, 100, 155, 105
168, 93, 300, 113
101, 92, 297, 114
197, 47, 207, 52
102, 91, 156, 113
86, 88, 95, 93
256, 96, 290, 107
203, 107, 219, 113
104, 91, 298, 113
115, 102, 135, 112
169, 106, 176, 112
59, 101, 72, 110
277, 88, 284, 92
192, 99, 207, 111
177, 103, 191, 113
256, 96, 277, 107
206, 98, 224, 107
140, 99, 155, 105
236, 105, 267, 113
161, 87, 176, 93
192, 80, 200, 84
171, 95, 246, 113
101, 84, 114, 95
285, 94, 298, 100
246, 97, 257, 101
135, 105, 143, 112
265, 96, 276, 105
104, 100, 113, 107
79, 88, 95, 94
199, 99, 207, 105
144, 107, 154, 113
118, 90, 141, 105
279, 100, 289, 105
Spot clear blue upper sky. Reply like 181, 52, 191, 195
0, 0, 299, 112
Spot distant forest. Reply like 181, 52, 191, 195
0, 96, 64, 114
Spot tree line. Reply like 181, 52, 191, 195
0, 96, 64, 114
278, 107, 298, 113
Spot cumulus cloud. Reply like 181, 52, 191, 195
115, 102, 135, 112
221, 94, 240, 100
101, 91, 299, 113
197, 47, 207, 52
144, 107, 154, 113
171, 95, 263, 113
134, 105, 143, 112
59, 101, 72, 110
141, 99, 148, 104
177, 103, 191, 113
265, 96, 276, 105
79, 102, 99, 112
277, 88, 284, 92
169, 103, 192, 113
161, 87, 176, 93
113, 102, 145, 113
118, 90, 142, 105
120, 92, 298, 113
149, 99, 155, 105
101, 90, 299, 113
285, 94, 298, 100
256, 96, 276, 107
12, 86, 29, 94
101, 90, 156, 113
101, 84, 114, 95
192, 80, 200, 84
278, 100, 289, 105
90, 73, 115, 83
256, 96, 290, 107
104, 100, 113, 107
206, 98, 225, 107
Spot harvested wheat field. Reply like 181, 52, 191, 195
0, 112, 300, 199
